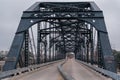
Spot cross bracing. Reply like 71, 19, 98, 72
3, 2, 116, 73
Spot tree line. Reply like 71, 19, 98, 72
113, 49, 120, 70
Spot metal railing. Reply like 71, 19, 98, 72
77, 60, 120, 80
0, 60, 64, 79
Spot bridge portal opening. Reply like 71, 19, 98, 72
3, 2, 116, 72
66, 52, 75, 59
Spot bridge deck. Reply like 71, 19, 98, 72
10, 61, 63, 80
63, 59, 111, 80
8, 59, 112, 80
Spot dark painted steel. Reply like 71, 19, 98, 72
3, 2, 116, 73
37, 23, 41, 64
24, 30, 29, 67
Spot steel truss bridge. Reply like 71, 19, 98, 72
1, 2, 120, 80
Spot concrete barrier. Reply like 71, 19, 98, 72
57, 60, 75, 80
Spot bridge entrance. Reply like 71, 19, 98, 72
3, 2, 116, 72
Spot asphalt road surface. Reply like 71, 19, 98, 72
63, 59, 112, 80
10, 61, 64, 80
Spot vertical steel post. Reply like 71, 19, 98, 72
49, 23, 51, 62
53, 22, 56, 60
90, 26, 94, 65
97, 31, 103, 68
44, 41, 47, 62
44, 22, 47, 62
37, 23, 41, 64
24, 30, 29, 67
86, 42, 89, 63
55, 26, 57, 60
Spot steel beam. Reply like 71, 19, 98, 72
3, 2, 116, 73
3, 33, 24, 71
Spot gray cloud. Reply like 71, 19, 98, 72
0, 0, 120, 50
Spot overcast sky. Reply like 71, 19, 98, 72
0, 0, 120, 51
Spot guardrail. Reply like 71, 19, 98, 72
0, 60, 64, 79
76, 60, 120, 80
57, 60, 75, 80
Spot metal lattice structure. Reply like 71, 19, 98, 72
3, 2, 116, 72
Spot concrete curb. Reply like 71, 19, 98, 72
57, 60, 75, 80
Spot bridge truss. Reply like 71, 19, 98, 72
3, 2, 116, 72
